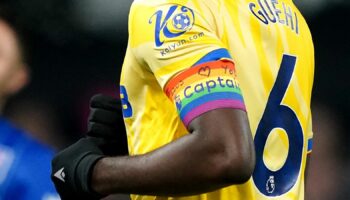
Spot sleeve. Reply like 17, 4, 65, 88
307, 113, 313, 154
130, 2, 246, 127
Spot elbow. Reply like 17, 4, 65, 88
226, 149, 256, 184
213, 143, 256, 184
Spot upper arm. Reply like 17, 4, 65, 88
163, 59, 255, 180
189, 108, 255, 180
130, 2, 255, 171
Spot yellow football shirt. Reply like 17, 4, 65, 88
119, 0, 314, 199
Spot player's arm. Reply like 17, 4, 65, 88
51, 3, 255, 198
51, 90, 255, 198
92, 108, 255, 196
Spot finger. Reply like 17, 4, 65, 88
88, 108, 124, 126
90, 94, 121, 111
87, 122, 119, 139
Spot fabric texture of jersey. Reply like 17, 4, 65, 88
0, 118, 59, 200
120, 0, 314, 199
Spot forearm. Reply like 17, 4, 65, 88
91, 109, 255, 196
51, 98, 254, 198
92, 134, 225, 196
92, 133, 247, 196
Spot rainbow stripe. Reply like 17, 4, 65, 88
165, 60, 246, 127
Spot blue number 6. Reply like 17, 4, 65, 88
253, 55, 304, 196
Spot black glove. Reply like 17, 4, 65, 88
87, 94, 128, 156
51, 137, 106, 200
51, 94, 128, 199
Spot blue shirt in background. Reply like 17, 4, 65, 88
0, 118, 59, 200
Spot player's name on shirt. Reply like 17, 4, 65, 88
249, 0, 299, 34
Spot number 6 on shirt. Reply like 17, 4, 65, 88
253, 54, 304, 196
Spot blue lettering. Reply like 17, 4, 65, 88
226, 79, 235, 88
194, 83, 204, 93
295, 12, 299, 34
206, 80, 216, 93
149, 6, 195, 47
149, 6, 178, 47
259, 0, 277, 23
272, 0, 285, 24
184, 86, 193, 98
283, 2, 294, 31
249, 1, 299, 34
249, 3, 269, 25
217, 77, 225, 87
180, 77, 240, 100
175, 95, 182, 110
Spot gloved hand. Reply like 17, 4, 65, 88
51, 94, 128, 199
87, 94, 129, 156
51, 137, 106, 200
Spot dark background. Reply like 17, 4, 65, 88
1, 1, 349, 199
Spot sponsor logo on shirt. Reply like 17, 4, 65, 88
159, 32, 204, 57
149, 5, 195, 47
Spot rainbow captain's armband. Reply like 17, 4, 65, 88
164, 60, 246, 127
